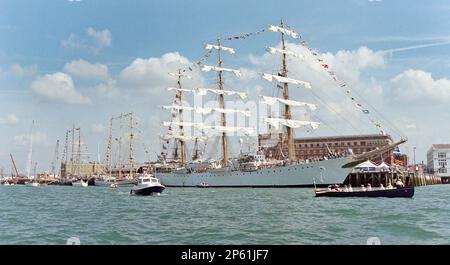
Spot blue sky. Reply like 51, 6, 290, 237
1, 0, 450, 173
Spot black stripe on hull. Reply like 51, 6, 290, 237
131, 186, 165, 195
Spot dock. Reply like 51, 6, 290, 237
344, 171, 442, 187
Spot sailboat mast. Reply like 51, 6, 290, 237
177, 69, 186, 165
63, 130, 69, 177
128, 112, 135, 178
118, 113, 123, 179
71, 124, 75, 177
280, 19, 295, 162
217, 38, 228, 166
107, 117, 113, 178
77, 128, 81, 176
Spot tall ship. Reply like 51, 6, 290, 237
155, 20, 405, 187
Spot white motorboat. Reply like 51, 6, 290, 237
130, 175, 165, 196
94, 176, 117, 187
25, 181, 40, 187
72, 180, 88, 187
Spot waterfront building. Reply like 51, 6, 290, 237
427, 144, 450, 180
61, 162, 105, 177
258, 133, 403, 165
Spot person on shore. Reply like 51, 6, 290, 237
361, 184, 366, 192
380, 184, 386, 190
343, 185, 349, 192
348, 184, 353, 192
387, 182, 394, 189
367, 184, 372, 191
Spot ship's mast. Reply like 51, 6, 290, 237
62, 130, 69, 178
128, 112, 135, 178
176, 69, 186, 165
76, 128, 81, 177
118, 113, 123, 179
217, 38, 228, 166
70, 124, 75, 177
280, 19, 295, 162
106, 117, 113, 178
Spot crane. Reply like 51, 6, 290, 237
10, 153, 19, 177
51, 140, 60, 177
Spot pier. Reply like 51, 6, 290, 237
344, 171, 442, 187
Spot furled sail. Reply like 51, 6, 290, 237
267, 25, 299, 39
162, 105, 251, 116
259, 95, 316, 111
163, 121, 205, 129
201, 65, 241, 77
205, 44, 235, 54
203, 125, 254, 135
264, 117, 320, 130
161, 134, 208, 142
196, 87, 247, 100
168, 72, 192, 79
262, 73, 312, 89
265, 46, 304, 59
167, 87, 196, 93
210, 108, 251, 117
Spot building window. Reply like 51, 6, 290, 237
439, 168, 447, 174
438, 152, 446, 159
361, 141, 366, 146
354, 142, 358, 146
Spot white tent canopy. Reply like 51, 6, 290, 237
354, 160, 378, 172
377, 162, 391, 170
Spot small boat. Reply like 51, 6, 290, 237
315, 186, 414, 198
110, 183, 119, 188
196, 182, 209, 188
95, 176, 117, 187
25, 181, 40, 187
130, 175, 165, 196
72, 180, 88, 187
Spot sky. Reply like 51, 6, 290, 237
1, 0, 450, 174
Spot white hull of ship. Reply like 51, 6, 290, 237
157, 157, 353, 187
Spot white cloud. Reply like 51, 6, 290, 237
0, 113, 19, 125
64, 59, 109, 80
119, 52, 205, 93
91, 123, 105, 133
9, 64, 37, 77
390, 69, 450, 102
61, 27, 112, 54
87, 27, 112, 48
61, 33, 86, 50
14, 131, 48, 145
31, 72, 91, 104
96, 79, 120, 97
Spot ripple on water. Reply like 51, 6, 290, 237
1, 185, 450, 244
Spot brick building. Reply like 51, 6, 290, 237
258, 133, 403, 165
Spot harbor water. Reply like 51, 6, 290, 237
1, 185, 449, 245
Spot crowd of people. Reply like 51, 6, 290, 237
327, 179, 405, 192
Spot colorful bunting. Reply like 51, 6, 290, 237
296, 31, 386, 134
